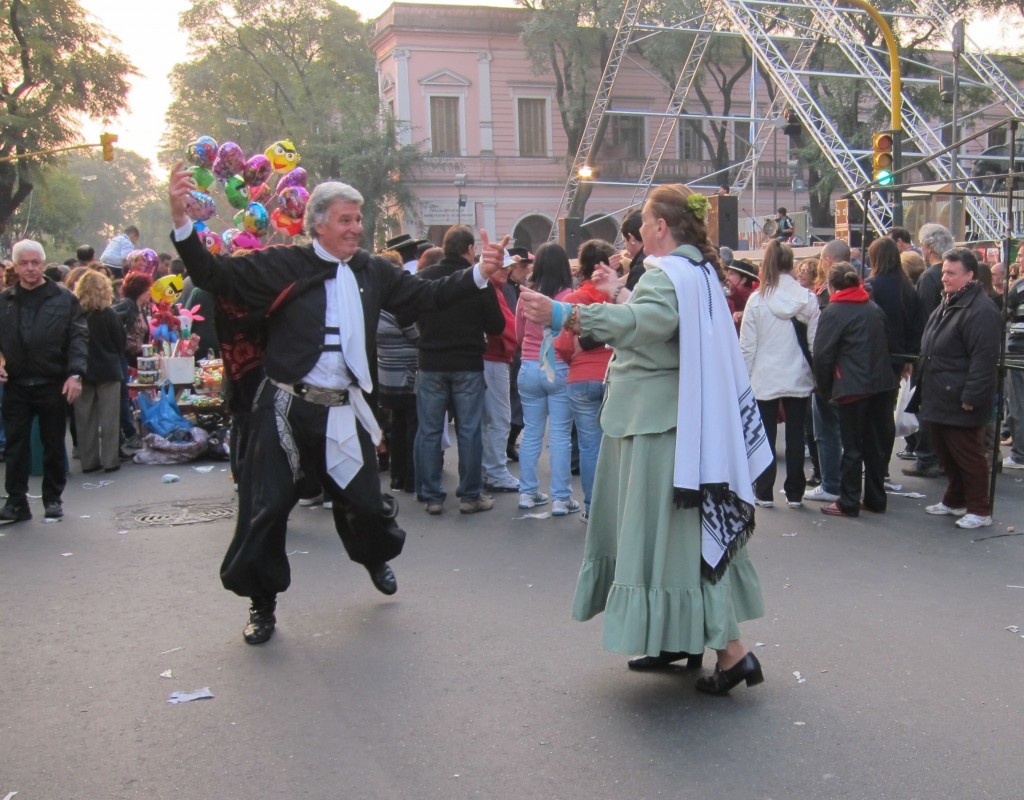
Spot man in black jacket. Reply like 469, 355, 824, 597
414, 226, 505, 515
0, 241, 88, 522
168, 163, 508, 645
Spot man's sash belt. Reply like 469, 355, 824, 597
270, 380, 350, 407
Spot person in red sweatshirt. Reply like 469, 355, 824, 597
555, 239, 620, 521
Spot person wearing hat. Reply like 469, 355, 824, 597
725, 259, 758, 330
385, 233, 429, 274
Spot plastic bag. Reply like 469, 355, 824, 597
895, 376, 919, 438
133, 427, 210, 464
137, 381, 192, 438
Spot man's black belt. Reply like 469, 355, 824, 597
270, 379, 350, 407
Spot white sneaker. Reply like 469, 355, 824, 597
787, 500, 803, 509
323, 500, 333, 510
955, 513, 992, 529
754, 499, 774, 508
518, 492, 549, 509
803, 485, 839, 502
1002, 456, 1024, 470
580, 509, 589, 523
552, 497, 581, 516
925, 502, 967, 517
299, 493, 324, 507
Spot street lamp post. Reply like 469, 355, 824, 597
454, 173, 467, 226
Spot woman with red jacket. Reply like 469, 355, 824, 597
555, 239, 619, 521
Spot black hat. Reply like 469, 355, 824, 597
727, 260, 759, 282
508, 247, 534, 263
385, 233, 428, 254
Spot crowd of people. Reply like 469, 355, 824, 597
1, 171, 1015, 699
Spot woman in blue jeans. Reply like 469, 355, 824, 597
556, 239, 617, 521
514, 243, 578, 516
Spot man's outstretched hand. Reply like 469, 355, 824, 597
478, 230, 511, 280
168, 162, 194, 230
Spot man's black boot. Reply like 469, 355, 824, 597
243, 596, 277, 645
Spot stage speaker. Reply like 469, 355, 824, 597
707, 195, 739, 250
558, 217, 585, 255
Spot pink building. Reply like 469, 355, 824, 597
371, 3, 1021, 250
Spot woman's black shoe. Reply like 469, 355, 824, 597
695, 652, 764, 695
806, 474, 822, 488
243, 596, 277, 645
628, 651, 704, 670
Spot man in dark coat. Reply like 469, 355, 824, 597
915, 248, 1002, 529
168, 163, 508, 645
0, 240, 88, 522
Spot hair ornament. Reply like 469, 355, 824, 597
686, 193, 710, 221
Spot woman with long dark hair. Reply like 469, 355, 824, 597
519, 184, 772, 695
514, 242, 579, 515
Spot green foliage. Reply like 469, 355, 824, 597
0, 0, 136, 229
163, 0, 424, 245
6, 150, 162, 255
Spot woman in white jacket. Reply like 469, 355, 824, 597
740, 241, 820, 508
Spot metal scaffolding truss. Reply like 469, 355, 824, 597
552, 0, 1024, 239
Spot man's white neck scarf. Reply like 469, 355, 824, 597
652, 245, 772, 583
313, 239, 381, 488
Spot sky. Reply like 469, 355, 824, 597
77, 0, 1019, 174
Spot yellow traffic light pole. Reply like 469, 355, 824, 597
838, 0, 903, 226
0, 133, 117, 164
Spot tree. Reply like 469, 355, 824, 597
4, 149, 163, 255
0, 0, 135, 230
163, 0, 425, 246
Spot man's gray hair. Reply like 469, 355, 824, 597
821, 238, 851, 263
917, 223, 954, 260
12, 239, 45, 262
307, 182, 364, 236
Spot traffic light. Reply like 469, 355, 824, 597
100, 132, 117, 162
871, 131, 894, 187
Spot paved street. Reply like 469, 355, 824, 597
2, 446, 1023, 799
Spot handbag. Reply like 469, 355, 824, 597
137, 380, 193, 438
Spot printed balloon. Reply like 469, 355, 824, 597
271, 208, 304, 236
264, 139, 300, 173
249, 181, 270, 204
242, 201, 269, 235
199, 230, 222, 255
213, 141, 246, 181
243, 154, 272, 186
231, 231, 263, 251
275, 167, 307, 192
151, 274, 185, 304
278, 186, 309, 219
184, 190, 216, 222
187, 165, 215, 191
186, 136, 218, 169
224, 175, 250, 210
221, 228, 241, 250
125, 248, 159, 277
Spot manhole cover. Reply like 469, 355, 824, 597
117, 498, 237, 529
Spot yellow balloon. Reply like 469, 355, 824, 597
151, 274, 184, 304
264, 139, 301, 173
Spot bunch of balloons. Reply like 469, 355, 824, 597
183, 136, 310, 254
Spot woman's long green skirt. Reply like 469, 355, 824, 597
572, 431, 764, 655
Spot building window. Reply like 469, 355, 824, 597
518, 98, 547, 157
679, 122, 705, 161
988, 128, 1008, 149
430, 96, 460, 156
611, 115, 645, 160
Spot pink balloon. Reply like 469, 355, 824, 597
243, 154, 272, 186
231, 231, 263, 251
275, 167, 307, 192
125, 248, 159, 277
278, 186, 309, 219
213, 142, 246, 181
